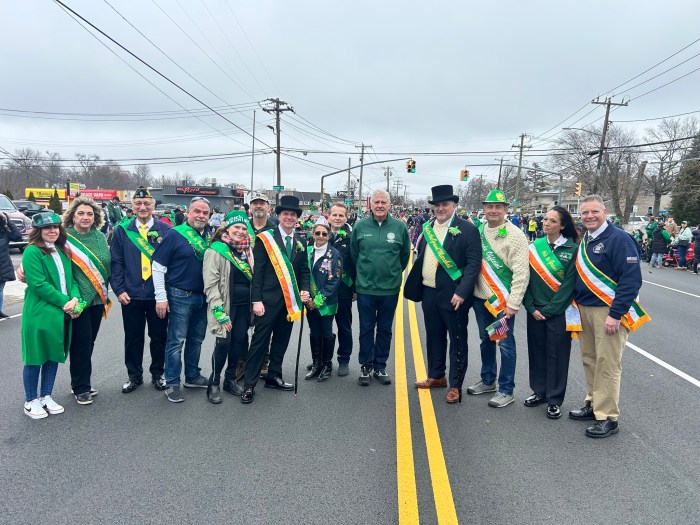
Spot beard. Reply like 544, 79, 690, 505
252, 210, 266, 219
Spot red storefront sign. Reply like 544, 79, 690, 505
175, 186, 220, 196
81, 189, 118, 200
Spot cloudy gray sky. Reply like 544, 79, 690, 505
1, 0, 699, 201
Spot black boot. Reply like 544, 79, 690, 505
318, 334, 336, 382
305, 336, 323, 380
207, 384, 222, 404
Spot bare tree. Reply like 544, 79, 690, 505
643, 117, 698, 214
132, 164, 153, 188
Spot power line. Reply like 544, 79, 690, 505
629, 64, 700, 101
612, 49, 700, 98
614, 108, 700, 123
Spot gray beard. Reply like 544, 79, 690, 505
252, 211, 267, 219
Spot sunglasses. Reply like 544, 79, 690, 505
313, 231, 328, 237
190, 197, 210, 205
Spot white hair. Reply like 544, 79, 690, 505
371, 189, 391, 203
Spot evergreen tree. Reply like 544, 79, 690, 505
671, 134, 700, 226
4, 189, 14, 200
48, 189, 63, 214
28, 191, 37, 203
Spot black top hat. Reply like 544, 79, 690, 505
428, 185, 459, 205
275, 195, 302, 216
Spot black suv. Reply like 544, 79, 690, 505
0, 194, 33, 251
13, 200, 49, 218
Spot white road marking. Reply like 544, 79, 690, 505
627, 341, 700, 389
643, 280, 700, 299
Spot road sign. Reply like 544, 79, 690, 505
273, 185, 284, 191
512, 199, 520, 205
344, 199, 353, 205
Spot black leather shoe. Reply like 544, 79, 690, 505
122, 378, 143, 394
569, 402, 595, 420
264, 376, 294, 391
151, 376, 167, 391
524, 393, 547, 407
223, 378, 243, 396
585, 418, 619, 438
207, 384, 223, 404
241, 387, 255, 404
317, 364, 332, 382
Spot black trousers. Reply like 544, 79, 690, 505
334, 297, 353, 363
307, 309, 334, 338
243, 300, 294, 387
121, 299, 168, 380
70, 304, 104, 395
210, 305, 250, 384
421, 287, 469, 388
526, 311, 571, 406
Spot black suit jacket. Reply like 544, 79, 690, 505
404, 216, 481, 309
252, 228, 310, 304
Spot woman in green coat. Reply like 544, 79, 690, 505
21, 212, 82, 420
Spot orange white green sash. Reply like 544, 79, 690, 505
66, 233, 112, 317
575, 238, 650, 332
479, 225, 512, 316
528, 238, 581, 337
258, 230, 303, 321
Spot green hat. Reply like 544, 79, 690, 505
225, 210, 250, 228
132, 187, 152, 199
482, 189, 509, 206
32, 212, 62, 229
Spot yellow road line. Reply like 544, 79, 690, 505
407, 299, 459, 525
395, 286, 420, 523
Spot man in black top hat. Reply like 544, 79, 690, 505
404, 185, 481, 403
241, 195, 310, 404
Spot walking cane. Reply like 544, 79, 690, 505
454, 305, 465, 403
294, 305, 306, 396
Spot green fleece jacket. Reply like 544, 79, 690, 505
522, 237, 578, 317
350, 213, 410, 295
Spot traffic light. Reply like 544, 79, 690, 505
410, 160, 416, 173
460, 169, 470, 182
406, 160, 411, 173
406, 159, 416, 173
575, 182, 582, 197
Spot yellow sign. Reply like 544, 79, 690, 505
69, 183, 80, 196
25, 187, 66, 199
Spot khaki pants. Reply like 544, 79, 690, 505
577, 305, 629, 421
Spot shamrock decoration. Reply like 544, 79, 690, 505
337, 229, 347, 237
448, 226, 461, 237
497, 227, 508, 238
147, 231, 158, 238
296, 240, 304, 252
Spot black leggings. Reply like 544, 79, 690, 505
210, 305, 250, 384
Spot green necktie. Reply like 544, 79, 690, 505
285, 235, 292, 258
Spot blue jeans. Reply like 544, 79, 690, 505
678, 244, 689, 267
473, 300, 517, 395
357, 293, 399, 371
0, 280, 5, 312
23, 361, 59, 401
649, 252, 664, 267
164, 288, 207, 387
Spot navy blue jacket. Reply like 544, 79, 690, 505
110, 218, 171, 300
330, 224, 354, 300
574, 222, 642, 320
309, 243, 342, 307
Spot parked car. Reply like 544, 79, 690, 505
13, 200, 49, 218
0, 194, 32, 251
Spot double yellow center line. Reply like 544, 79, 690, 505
395, 262, 459, 524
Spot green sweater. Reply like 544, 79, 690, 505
522, 237, 578, 318
67, 227, 112, 305
350, 214, 410, 295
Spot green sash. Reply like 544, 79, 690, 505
341, 272, 354, 288
119, 220, 155, 260
174, 224, 207, 261
421, 220, 463, 281
209, 241, 252, 281
532, 237, 565, 280
307, 246, 338, 316
478, 225, 513, 316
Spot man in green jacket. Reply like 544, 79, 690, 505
350, 189, 410, 386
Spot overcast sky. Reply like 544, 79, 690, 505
1, 0, 699, 201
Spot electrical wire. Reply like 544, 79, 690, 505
613, 108, 700, 123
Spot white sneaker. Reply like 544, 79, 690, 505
40, 395, 65, 415
24, 399, 48, 419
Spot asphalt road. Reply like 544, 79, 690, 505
1, 251, 699, 524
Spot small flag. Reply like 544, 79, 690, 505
486, 316, 510, 341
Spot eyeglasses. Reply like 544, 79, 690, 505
190, 197, 210, 205
313, 231, 328, 237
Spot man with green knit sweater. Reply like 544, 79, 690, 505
350, 189, 410, 386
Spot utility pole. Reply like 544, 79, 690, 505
347, 157, 351, 205
386, 166, 391, 192
249, 110, 255, 201
262, 98, 294, 204
512, 134, 531, 204
356, 143, 369, 212
591, 97, 628, 194
496, 157, 505, 188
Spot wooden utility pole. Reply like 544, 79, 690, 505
357, 143, 369, 212
591, 97, 628, 194
249, 110, 255, 200
512, 134, 531, 204
347, 157, 351, 209
496, 157, 505, 188
262, 98, 293, 204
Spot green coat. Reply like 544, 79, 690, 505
21, 245, 80, 365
